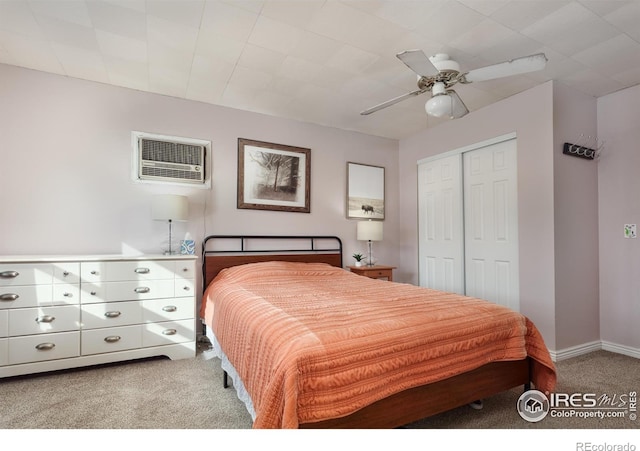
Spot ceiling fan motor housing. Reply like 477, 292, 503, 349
429, 54, 460, 73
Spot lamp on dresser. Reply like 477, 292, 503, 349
152, 194, 188, 255
357, 219, 383, 266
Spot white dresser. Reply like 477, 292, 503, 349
0, 254, 197, 378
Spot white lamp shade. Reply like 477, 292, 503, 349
357, 220, 383, 241
425, 93, 455, 118
151, 194, 188, 221
425, 82, 469, 119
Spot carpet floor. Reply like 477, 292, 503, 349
0, 343, 638, 430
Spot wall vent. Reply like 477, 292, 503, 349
132, 132, 211, 188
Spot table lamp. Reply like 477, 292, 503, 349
152, 194, 188, 254
357, 219, 383, 266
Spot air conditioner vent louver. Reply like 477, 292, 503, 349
141, 139, 203, 166
133, 133, 209, 186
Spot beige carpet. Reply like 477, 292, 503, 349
0, 343, 638, 430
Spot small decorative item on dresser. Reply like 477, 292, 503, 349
352, 253, 364, 267
180, 239, 196, 255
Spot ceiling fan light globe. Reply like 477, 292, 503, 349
425, 94, 453, 118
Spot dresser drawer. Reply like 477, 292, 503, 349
81, 301, 142, 329
0, 310, 7, 337
81, 260, 175, 283
174, 278, 194, 298
9, 331, 80, 365
0, 263, 53, 286
81, 325, 142, 355
0, 338, 7, 366
9, 305, 80, 336
175, 261, 196, 281
81, 280, 175, 303
53, 283, 80, 304
142, 297, 193, 322
142, 319, 194, 347
53, 262, 80, 284
0, 285, 53, 309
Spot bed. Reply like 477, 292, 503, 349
201, 235, 556, 429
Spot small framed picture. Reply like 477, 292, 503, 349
238, 138, 311, 213
347, 162, 385, 219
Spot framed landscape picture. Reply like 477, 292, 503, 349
347, 162, 385, 219
237, 138, 311, 213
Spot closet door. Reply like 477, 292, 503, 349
463, 139, 519, 311
417, 138, 519, 311
417, 154, 464, 294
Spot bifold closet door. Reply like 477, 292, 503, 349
463, 139, 519, 311
418, 138, 519, 311
417, 154, 465, 294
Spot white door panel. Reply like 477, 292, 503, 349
463, 139, 519, 311
418, 154, 464, 294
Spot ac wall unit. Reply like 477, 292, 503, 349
132, 132, 211, 188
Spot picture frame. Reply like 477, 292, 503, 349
347, 162, 385, 219
238, 138, 311, 213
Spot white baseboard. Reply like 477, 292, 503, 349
552, 340, 640, 361
601, 340, 640, 359
551, 340, 601, 362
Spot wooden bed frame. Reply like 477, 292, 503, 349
202, 235, 533, 429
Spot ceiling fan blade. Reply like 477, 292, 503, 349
447, 90, 469, 119
463, 53, 547, 83
396, 50, 439, 77
360, 88, 427, 115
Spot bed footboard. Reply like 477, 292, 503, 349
300, 358, 532, 429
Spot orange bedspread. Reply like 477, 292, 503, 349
202, 261, 556, 429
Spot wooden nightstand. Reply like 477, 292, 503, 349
348, 265, 396, 281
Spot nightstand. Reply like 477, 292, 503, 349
348, 265, 396, 281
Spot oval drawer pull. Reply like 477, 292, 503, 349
182, 286, 190, 292
134, 287, 150, 293
104, 335, 121, 343
63, 292, 73, 297
90, 270, 98, 275
35, 343, 56, 351
134, 267, 150, 274
0, 293, 19, 301
63, 271, 70, 277
90, 291, 97, 296
162, 305, 177, 312
162, 329, 177, 336
36, 315, 55, 323
104, 311, 121, 318
0, 271, 19, 278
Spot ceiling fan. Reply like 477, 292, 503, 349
360, 50, 548, 119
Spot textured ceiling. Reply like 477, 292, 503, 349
1, 0, 640, 139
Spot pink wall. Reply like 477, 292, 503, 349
0, 63, 399, 285
552, 84, 600, 351
597, 84, 640, 352
398, 82, 558, 349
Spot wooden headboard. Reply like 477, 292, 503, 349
202, 235, 343, 292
